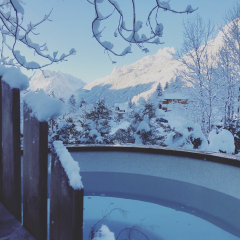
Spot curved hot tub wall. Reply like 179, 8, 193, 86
66, 145, 240, 238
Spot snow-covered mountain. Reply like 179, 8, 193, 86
28, 70, 86, 98
77, 47, 182, 106
76, 26, 226, 106
27, 27, 225, 106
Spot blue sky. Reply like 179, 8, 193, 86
20, 0, 237, 83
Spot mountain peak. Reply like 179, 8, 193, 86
29, 70, 86, 98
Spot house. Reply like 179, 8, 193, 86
162, 93, 189, 111
114, 103, 129, 119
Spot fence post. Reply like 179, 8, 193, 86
23, 104, 48, 240
0, 78, 2, 203
50, 141, 84, 240
0, 79, 21, 221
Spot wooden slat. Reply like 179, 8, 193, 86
0, 80, 21, 221
23, 105, 48, 240
50, 150, 84, 240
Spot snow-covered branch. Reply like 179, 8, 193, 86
0, 0, 76, 69
90, 0, 197, 63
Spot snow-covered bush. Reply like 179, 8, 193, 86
80, 119, 112, 144
208, 129, 235, 154
136, 120, 154, 145
164, 122, 208, 150
85, 99, 111, 135
113, 128, 135, 144
56, 122, 81, 144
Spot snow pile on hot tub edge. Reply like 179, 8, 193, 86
93, 225, 115, 240
53, 140, 83, 190
23, 89, 62, 122
0, 66, 29, 90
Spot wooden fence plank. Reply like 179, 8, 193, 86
0, 80, 21, 221
0, 78, 2, 202
23, 105, 48, 240
50, 149, 84, 240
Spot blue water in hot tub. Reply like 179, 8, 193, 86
83, 195, 239, 240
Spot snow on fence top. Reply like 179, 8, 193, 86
24, 89, 62, 122
53, 141, 83, 190
0, 66, 29, 90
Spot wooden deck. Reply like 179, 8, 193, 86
0, 202, 35, 240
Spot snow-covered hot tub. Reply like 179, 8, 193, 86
67, 146, 240, 240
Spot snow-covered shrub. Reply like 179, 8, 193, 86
142, 101, 156, 122
85, 99, 111, 137
80, 119, 112, 144
113, 128, 135, 144
131, 112, 143, 130
164, 122, 208, 150
56, 122, 80, 144
208, 129, 235, 154
98, 119, 111, 135
136, 120, 154, 145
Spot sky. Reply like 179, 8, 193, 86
15, 0, 238, 83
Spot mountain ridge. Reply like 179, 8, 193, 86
28, 70, 86, 98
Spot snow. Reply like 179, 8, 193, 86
86, 120, 97, 130
11, 0, 24, 15
93, 225, 115, 240
89, 129, 100, 137
53, 141, 83, 190
13, 50, 26, 65
0, 66, 29, 90
164, 93, 188, 99
208, 129, 235, 154
110, 121, 130, 134
28, 70, 86, 98
164, 121, 208, 150
137, 120, 150, 132
24, 89, 63, 121
25, 61, 41, 69
78, 47, 178, 107
155, 108, 165, 116
102, 41, 114, 50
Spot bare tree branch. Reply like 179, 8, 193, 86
0, 0, 76, 70
90, 0, 197, 62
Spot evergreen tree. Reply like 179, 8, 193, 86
59, 97, 65, 103
156, 82, 163, 97
80, 97, 86, 108
86, 99, 111, 135
49, 91, 55, 98
168, 76, 185, 93
142, 101, 156, 122
164, 82, 169, 91
128, 98, 134, 109
68, 94, 77, 113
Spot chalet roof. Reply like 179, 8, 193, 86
164, 93, 188, 100
114, 103, 128, 111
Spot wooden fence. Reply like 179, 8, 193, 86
0, 79, 84, 240
0, 80, 21, 221
50, 145, 84, 240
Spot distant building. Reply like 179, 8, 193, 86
114, 103, 129, 119
162, 93, 189, 111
